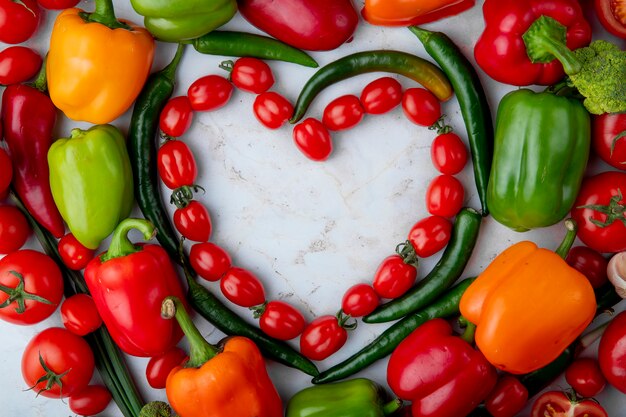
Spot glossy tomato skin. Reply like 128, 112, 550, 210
565, 358, 606, 397
484, 376, 528, 417
594, 0, 626, 38
60, 294, 102, 336
372, 255, 417, 299
408, 216, 452, 258
360, 77, 403, 114
220, 267, 266, 307
293, 118, 333, 161
259, 300, 306, 340
341, 283, 379, 317
565, 246, 609, 289
253, 91, 293, 129
157, 140, 198, 189
426, 175, 465, 218
300, 315, 347, 361
69, 385, 112, 416
0, 0, 40, 44
322, 95, 365, 131
173, 200, 212, 242
0, 205, 30, 254
58, 233, 95, 271
530, 390, 608, 417
187, 75, 233, 111
598, 310, 626, 394
230, 57, 274, 94
0, 148, 12, 198
159, 96, 194, 138
189, 242, 232, 282
401, 88, 441, 126
592, 112, 626, 170
431, 132, 468, 175
0, 46, 42, 85
146, 347, 187, 389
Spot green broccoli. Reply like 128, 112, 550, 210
139, 401, 177, 417
522, 15, 626, 114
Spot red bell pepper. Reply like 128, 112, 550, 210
387, 318, 497, 417
84, 218, 185, 357
474, 0, 591, 86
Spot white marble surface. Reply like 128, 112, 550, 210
1, 1, 625, 416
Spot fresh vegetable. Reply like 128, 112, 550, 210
69, 385, 112, 416
57, 233, 95, 271
484, 376, 528, 417
157, 139, 198, 190
401, 87, 441, 126
594, 0, 626, 39
598, 310, 626, 393
566, 246, 609, 289
220, 267, 266, 307
430, 127, 467, 175
254, 300, 306, 341
48, 124, 134, 250
425, 174, 464, 218
36, 0, 79, 9
254, 92, 294, 129
0, 46, 42, 85
159, 96, 194, 138
140, 402, 175, 417
187, 74, 233, 112
60, 294, 102, 336
372, 252, 418, 299
293, 118, 333, 161
189, 242, 232, 282
487, 89, 590, 231
226, 57, 274, 94
300, 313, 352, 361
145, 347, 187, 389
46, 0, 155, 124
592, 112, 626, 170
0, 0, 40, 44
342, 284, 380, 317
565, 358, 606, 397
173, 200, 212, 242
360, 77, 403, 115
363, 0, 475, 26
530, 391, 608, 417
322, 95, 364, 131
0, 205, 30, 254
607, 252, 626, 297
406, 215, 452, 258
0, 149, 11, 199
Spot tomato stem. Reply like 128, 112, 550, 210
0, 271, 53, 313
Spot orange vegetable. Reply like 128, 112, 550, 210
362, 0, 475, 26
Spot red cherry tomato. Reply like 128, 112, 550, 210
22, 327, 94, 398
407, 215, 453, 258
300, 315, 348, 361
322, 94, 365, 131
0, 46, 42, 85
565, 357, 606, 398
220, 267, 266, 307
173, 200, 212, 242
146, 347, 187, 389
0, 205, 30, 254
360, 77, 402, 115
293, 118, 333, 161
0, 0, 40, 44
372, 254, 418, 299
229, 57, 274, 94
69, 385, 112, 416
0, 148, 12, 199
401, 88, 441, 127
187, 75, 233, 111
157, 140, 198, 189
60, 294, 102, 336
58, 233, 96, 271
565, 246, 609, 289
594, 0, 626, 39
426, 175, 465, 218
341, 283, 379, 317
592, 112, 626, 170
431, 131, 468, 175
598, 311, 626, 394
189, 242, 232, 282
159, 96, 194, 138
484, 376, 528, 417
530, 390, 608, 417
258, 300, 306, 340
253, 91, 293, 129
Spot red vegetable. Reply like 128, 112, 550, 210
565, 357, 606, 398
0, 148, 11, 199
401, 88, 441, 127
592, 112, 626, 170
157, 140, 198, 189
360, 77, 403, 115
160, 96, 194, 138
220, 267, 266, 307
372, 252, 418, 299
57, 233, 95, 271
253, 91, 293, 129
407, 215, 452, 257
293, 118, 333, 161
598, 310, 626, 394
484, 375, 528, 417
530, 390, 608, 417
362, 0, 476, 26
228, 57, 274, 94
565, 246, 609, 289
0, 46, 42, 85
430, 130, 468, 175
173, 200, 212, 242
594, 0, 626, 39
146, 347, 187, 389
0, 0, 40, 44
0, 205, 30, 254
187, 75, 233, 112
69, 385, 112, 416
322, 95, 365, 131
300, 314, 351, 360
60, 294, 102, 336
341, 283, 379, 317
189, 242, 232, 282
425, 174, 465, 218
256, 300, 306, 341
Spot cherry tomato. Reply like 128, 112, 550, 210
0, 46, 42, 85
565, 358, 606, 397
0, 250, 63, 325
258, 300, 306, 340
565, 246, 609, 289
484, 376, 528, 417
189, 242, 232, 282
592, 112, 626, 170
360, 77, 402, 115
58, 233, 95, 271
594, 0, 626, 39
293, 118, 333, 161
22, 327, 94, 398
0, 148, 12, 198
426, 175, 465, 218
0, 205, 30, 254
36, 0, 79, 8
372, 255, 417, 299
69, 385, 112, 416
146, 347, 187, 389
157, 140, 198, 189
407, 215, 453, 258
341, 283, 379, 317
60, 294, 102, 336
159, 96, 194, 138
431, 131, 468, 175
173, 200, 212, 242
530, 390, 608, 417
300, 314, 348, 361
253, 91, 293, 129
187, 75, 233, 111
598, 310, 626, 394
220, 267, 266, 307
229, 57, 274, 94
0, 0, 40, 44
322, 95, 365, 131
401, 88, 441, 126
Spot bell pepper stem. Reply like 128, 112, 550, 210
382, 399, 403, 415
461, 321, 476, 345
555, 219, 577, 260
522, 16, 582, 75
32, 60, 48, 93
83, 0, 130, 30
101, 218, 156, 262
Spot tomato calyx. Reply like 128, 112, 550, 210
219, 60, 235, 78
29, 353, 70, 397
171, 184, 205, 209
250, 301, 268, 319
336, 310, 358, 331
0, 271, 53, 314
428, 115, 453, 135
396, 241, 419, 268
578, 189, 626, 228
611, 130, 626, 162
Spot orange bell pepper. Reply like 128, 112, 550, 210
46, 0, 154, 124
362, 0, 475, 26
162, 296, 283, 417
459, 220, 596, 374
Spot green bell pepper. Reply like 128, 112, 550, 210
130, 0, 237, 42
487, 89, 590, 232
286, 378, 402, 417
48, 124, 134, 249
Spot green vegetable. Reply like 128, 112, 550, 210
523, 15, 626, 115
139, 401, 176, 417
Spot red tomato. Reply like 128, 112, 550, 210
594, 0, 626, 39
229, 57, 274, 94
0, 46, 42, 85
484, 376, 528, 417
426, 175, 465, 218
253, 91, 293, 129
220, 267, 266, 307
159, 96, 194, 138
0, 205, 30, 254
187, 75, 233, 111
0, 0, 40, 44
565, 246, 609, 289
0, 249, 63, 325
0, 148, 12, 198
401, 88, 441, 126
157, 140, 198, 189
300, 315, 348, 361
372, 254, 417, 299
598, 310, 626, 394
189, 242, 232, 282
69, 385, 112, 416
58, 233, 95, 271
407, 215, 452, 258
173, 200, 212, 242
322, 95, 365, 131
146, 347, 187, 389
530, 390, 608, 417
431, 131, 468, 175
341, 283, 379, 317
22, 327, 94, 398
571, 171, 626, 253
592, 112, 626, 170
565, 358, 606, 398
258, 300, 306, 340
60, 294, 102, 336
293, 118, 333, 161
360, 77, 403, 115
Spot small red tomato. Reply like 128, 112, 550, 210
341, 284, 379, 317
0, 0, 40, 44
0, 205, 30, 254
159, 96, 194, 138
592, 112, 626, 170
60, 294, 102, 336
0, 148, 12, 198
360, 77, 402, 115
253, 91, 293, 129
220, 267, 266, 307
293, 118, 333, 161
402, 88, 441, 126
187, 75, 233, 111
189, 242, 232, 282
322, 95, 365, 131
565, 357, 606, 398
484, 376, 528, 417
58, 233, 95, 271
598, 311, 626, 394
426, 175, 465, 218
372, 254, 418, 299
173, 200, 212, 242
431, 131, 468, 175
69, 385, 112, 416
0, 46, 42, 85
257, 300, 306, 340
157, 140, 198, 189
408, 215, 453, 258
229, 57, 275, 94
300, 314, 349, 361
565, 246, 609, 289
530, 390, 608, 417
594, 0, 626, 39
146, 347, 188, 389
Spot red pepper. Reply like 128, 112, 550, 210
387, 318, 497, 417
474, 0, 591, 86
84, 218, 185, 357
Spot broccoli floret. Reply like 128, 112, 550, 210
139, 401, 176, 417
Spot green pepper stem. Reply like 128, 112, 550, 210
162, 44, 185, 82
460, 321, 477, 345
382, 399, 403, 415
83, 0, 130, 30
555, 219, 577, 259
161, 296, 218, 367
101, 218, 156, 262
522, 16, 582, 75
